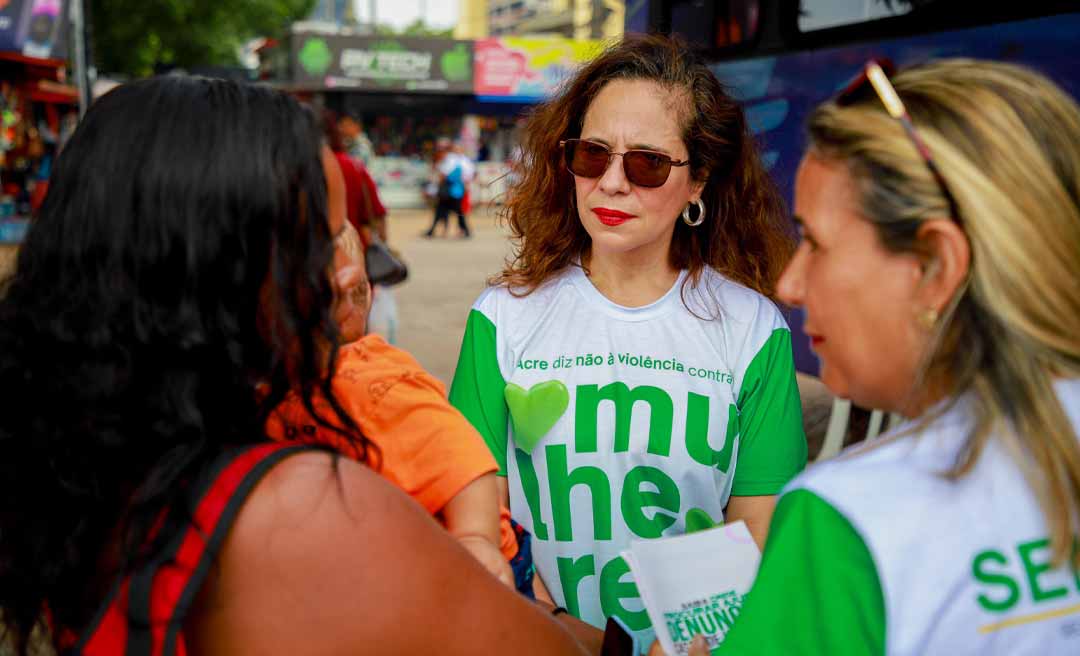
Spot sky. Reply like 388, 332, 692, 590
351, 0, 460, 31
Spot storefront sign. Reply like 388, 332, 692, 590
474, 37, 603, 100
0, 0, 68, 60
292, 33, 473, 93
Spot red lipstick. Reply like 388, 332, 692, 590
592, 207, 635, 226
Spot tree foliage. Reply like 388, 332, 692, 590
90, 0, 317, 78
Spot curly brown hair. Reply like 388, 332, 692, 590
495, 34, 793, 302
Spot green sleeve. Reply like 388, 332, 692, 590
449, 309, 509, 475
717, 489, 886, 655
731, 329, 807, 496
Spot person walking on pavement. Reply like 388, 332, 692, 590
426, 137, 474, 238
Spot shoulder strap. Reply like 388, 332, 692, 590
69, 443, 312, 656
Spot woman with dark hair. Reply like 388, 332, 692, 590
450, 34, 807, 643
0, 76, 592, 655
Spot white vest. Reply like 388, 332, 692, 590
791, 379, 1080, 655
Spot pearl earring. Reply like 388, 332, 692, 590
916, 307, 939, 330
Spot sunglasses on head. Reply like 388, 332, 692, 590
836, 59, 961, 222
559, 138, 689, 188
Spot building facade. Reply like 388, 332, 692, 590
308, 0, 356, 26
457, 0, 624, 40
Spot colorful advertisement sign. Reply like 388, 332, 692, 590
474, 37, 603, 100
291, 32, 473, 93
0, 0, 68, 60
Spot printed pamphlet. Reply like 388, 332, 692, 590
621, 521, 761, 655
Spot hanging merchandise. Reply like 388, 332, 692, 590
0, 52, 77, 243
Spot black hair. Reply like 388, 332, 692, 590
0, 76, 371, 653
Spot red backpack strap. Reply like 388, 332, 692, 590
69, 442, 313, 656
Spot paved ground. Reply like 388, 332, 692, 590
385, 204, 514, 385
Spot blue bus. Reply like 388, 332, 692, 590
629, 0, 1080, 374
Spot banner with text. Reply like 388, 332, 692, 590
474, 37, 603, 101
292, 33, 474, 93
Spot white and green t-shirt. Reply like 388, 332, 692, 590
449, 265, 807, 642
719, 379, 1080, 655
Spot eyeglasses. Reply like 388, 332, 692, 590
836, 59, 960, 221
559, 138, 690, 188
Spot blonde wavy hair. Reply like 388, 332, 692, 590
808, 59, 1080, 564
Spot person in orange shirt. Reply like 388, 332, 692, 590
266, 149, 533, 595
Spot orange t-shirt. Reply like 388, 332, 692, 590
266, 335, 517, 559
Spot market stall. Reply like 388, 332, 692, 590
0, 51, 77, 247
283, 30, 603, 209
0, 0, 74, 256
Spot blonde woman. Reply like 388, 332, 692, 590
656, 58, 1080, 655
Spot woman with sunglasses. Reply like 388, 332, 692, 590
450, 34, 807, 644
655, 58, 1080, 655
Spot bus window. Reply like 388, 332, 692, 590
716, 1, 760, 48
799, 0, 913, 32
668, 0, 760, 50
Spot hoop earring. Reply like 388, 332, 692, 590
682, 199, 706, 227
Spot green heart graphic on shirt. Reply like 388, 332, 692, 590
504, 380, 569, 453
685, 507, 720, 534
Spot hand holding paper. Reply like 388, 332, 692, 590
647, 634, 709, 656
622, 521, 761, 655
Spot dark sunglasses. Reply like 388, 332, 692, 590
836, 59, 961, 222
559, 138, 690, 188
